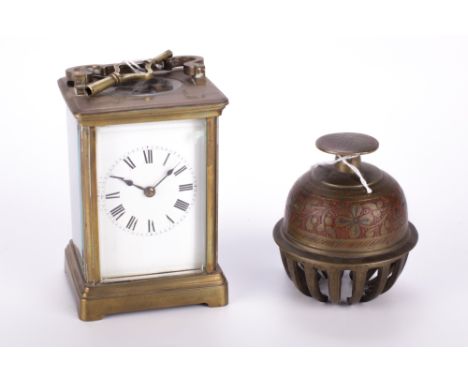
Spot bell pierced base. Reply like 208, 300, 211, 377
280, 249, 409, 304
64, 242, 228, 321
274, 220, 418, 305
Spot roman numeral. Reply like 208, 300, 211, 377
105, 191, 120, 199
166, 215, 174, 224
123, 156, 136, 169
174, 165, 187, 176
179, 184, 193, 192
143, 148, 153, 164
163, 153, 171, 165
148, 219, 155, 233
126, 216, 138, 230
174, 199, 189, 211
110, 204, 125, 220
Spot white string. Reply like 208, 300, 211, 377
316, 154, 373, 194
124, 60, 145, 73
122, 58, 165, 74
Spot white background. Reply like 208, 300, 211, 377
1, 0, 468, 346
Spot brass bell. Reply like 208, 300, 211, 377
273, 133, 418, 304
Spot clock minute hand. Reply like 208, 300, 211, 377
153, 168, 174, 188
110, 175, 145, 191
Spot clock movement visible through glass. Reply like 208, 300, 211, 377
96, 119, 207, 282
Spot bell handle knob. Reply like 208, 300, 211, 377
316, 132, 379, 172
316, 132, 379, 157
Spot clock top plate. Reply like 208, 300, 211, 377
58, 68, 228, 118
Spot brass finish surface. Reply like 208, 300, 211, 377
275, 220, 415, 304
60, 52, 229, 319
205, 118, 218, 273
75, 104, 226, 127
65, 242, 228, 321
273, 133, 418, 304
80, 126, 100, 282
316, 132, 379, 156
274, 219, 418, 264
65, 50, 207, 96
143, 186, 156, 197
85, 50, 174, 96
68, 115, 226, 318
283, 169, 411, 255
58, 64, 227, 119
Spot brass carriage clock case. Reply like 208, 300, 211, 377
59, 51, 228, 320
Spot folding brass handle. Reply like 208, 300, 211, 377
85, 50, 173, 96
65, 50, 206, 96
316, 132, 379, 171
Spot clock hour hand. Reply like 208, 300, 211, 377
110, 175, 145, 191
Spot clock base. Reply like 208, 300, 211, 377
64, 241, 228, 321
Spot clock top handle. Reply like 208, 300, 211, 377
66, 50, 206, 96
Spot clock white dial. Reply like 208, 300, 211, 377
101, 146, 196, 236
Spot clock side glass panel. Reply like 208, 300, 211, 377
96, 119, 207, 281
67, 109, 84, 257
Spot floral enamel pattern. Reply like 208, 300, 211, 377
286, 188, 407, 241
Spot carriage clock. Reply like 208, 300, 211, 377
58, 50, 229, 320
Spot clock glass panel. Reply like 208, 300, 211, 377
67, 110, 84, 257
96, 119, 206, 281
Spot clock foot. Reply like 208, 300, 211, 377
65, 241, 228, 321
78, 304, 105, 322
204, 290, 228, 308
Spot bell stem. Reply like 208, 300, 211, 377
335, 155, 361, 173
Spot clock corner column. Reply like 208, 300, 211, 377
80, 124, 101, 283
205, 117, 219, 273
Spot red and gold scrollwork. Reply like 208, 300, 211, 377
285, 186, 407, 245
